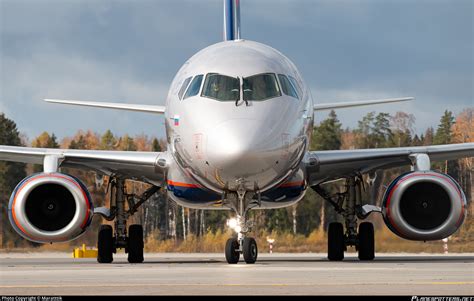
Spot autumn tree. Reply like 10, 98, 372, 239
69, 130, 100, 150
423, 127, 434, 145
32, 132, 59, 148
135, 134, 151, 151
452, 108, 473, 144
451, 108, 473, 203
31, 132, 59, 172
341, 128, 356, 150
117, 134, 137, 151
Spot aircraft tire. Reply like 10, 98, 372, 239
225, 238, 240, 264
328, 222, 344, 261
128, 224, 144, 263
242, 237, 258, 264
97, 225, 114, 263
358, 222, 375, 261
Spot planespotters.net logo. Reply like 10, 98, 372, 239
412, 297, 473, 301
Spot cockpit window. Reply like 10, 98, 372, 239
183, 74, 203, 99
201, 73, 240, 101
243, 73, 281, 101
288, 75, 302, 99
278, 74, 299, 99
178, 76, 192, 100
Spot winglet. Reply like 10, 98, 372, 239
313, 97, 414, 111
44, 99, 166, 114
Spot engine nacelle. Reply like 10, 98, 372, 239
382, 171, 466, 241
8, 173, 93, 243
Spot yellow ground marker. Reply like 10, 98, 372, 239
72, 244, 98, 258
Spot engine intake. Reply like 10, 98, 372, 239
8, 173, 93, 243
382, 171, 466, 241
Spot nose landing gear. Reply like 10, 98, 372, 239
225, 219, 259, 264
225, 214, 259, 264
224, 188, 259, 264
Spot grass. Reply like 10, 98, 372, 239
2, 221, 472, 254
143, 226, 473, 253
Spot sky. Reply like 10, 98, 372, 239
1, 0, 473, 141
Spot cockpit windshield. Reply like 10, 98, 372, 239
201, 73, 240, 101
243, 73, 281, 101
199, 72, 294, 102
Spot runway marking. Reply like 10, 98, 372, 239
1, 281, 473, 289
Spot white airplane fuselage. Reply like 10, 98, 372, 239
164, 40, 314, 209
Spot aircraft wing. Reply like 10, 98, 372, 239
313, 97, 413, 111
304, 143, 474, 186
44, 99, 166, 114
0, 145, 169, 186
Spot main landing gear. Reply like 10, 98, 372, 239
224, 188, 260, 264
314, 176, 377, 261
95, 177, 159, 263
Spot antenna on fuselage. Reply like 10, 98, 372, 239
223, 0, 241, 41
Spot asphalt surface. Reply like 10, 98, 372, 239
0, 253, 473, 295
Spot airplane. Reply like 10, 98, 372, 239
1, 0, 473, 264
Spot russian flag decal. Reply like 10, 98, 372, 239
172, 115, 180, 126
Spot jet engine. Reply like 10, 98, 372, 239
8, 173, 93, 243
382, 171, 466, 241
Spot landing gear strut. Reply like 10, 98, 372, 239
313, 176, 376, 261
96, 177, 159, 264
224, 187, 259, 264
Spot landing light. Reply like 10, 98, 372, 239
227, 218, 238, 229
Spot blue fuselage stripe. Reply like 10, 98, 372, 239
168, 183, 305, 204
168, 184, 221, 203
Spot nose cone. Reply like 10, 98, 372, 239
206, 119, 282, 191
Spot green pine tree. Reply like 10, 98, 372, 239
434, 110, 455, 145
311, 110, 342, 151
0, 114, 27, 248
412, 134, 423, 146
373, 112, 393, 148
152, 138, 162, 152
433, 110, 456, 173
355, 111, 375, 148
100, 130, 117, 150
69, 135, 87, 149
297, 110, 343, 234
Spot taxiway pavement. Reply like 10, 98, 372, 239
1, 253, 473, 295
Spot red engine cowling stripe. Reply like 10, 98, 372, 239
385, 172, 465, 238
12, 173, 91, 242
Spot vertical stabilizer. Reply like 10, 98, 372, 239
224, 0, 241, 41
